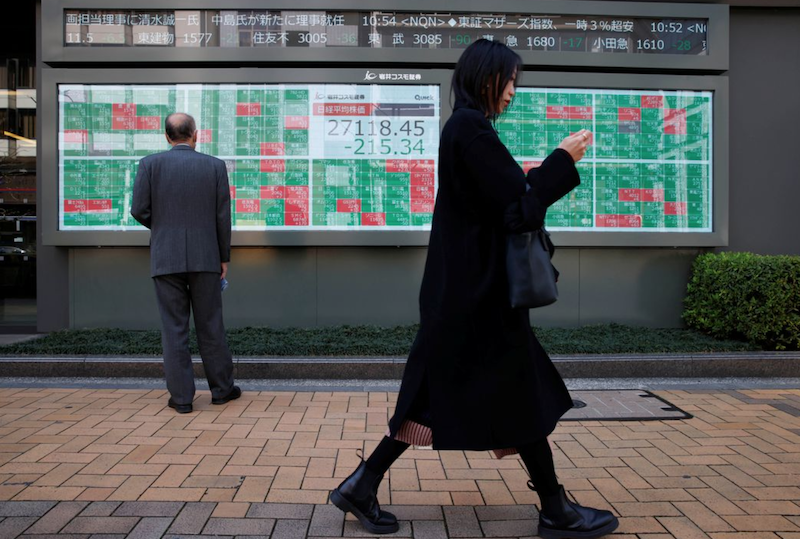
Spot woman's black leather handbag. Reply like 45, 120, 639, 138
506, 228, 558, 309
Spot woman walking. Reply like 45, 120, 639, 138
330, 39, 619, 539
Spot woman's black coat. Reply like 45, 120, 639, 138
387, 100, 580, 451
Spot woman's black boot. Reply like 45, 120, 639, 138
536, 485, 619, 539
330, 461, 399, 534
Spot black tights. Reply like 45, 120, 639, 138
518, 438, 560, 496
365, 436, 409, 474
363, 435, 559, 496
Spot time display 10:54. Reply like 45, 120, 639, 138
326, 119, 429, 156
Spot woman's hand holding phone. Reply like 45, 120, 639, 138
557, 129, 592, 163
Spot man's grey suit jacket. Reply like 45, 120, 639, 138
131, 145, 231, 277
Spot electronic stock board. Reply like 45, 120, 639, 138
58, 83, 712, 233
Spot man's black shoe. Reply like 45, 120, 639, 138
168, 398, 192, 414
212, 385, 242, 405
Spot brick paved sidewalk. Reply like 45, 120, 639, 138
0, 388, 799, 538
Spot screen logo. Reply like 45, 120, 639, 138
364, 71, 423, 81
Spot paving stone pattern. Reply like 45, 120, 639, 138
0, 388, 799, 537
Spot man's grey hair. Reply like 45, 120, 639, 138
165, 113, 196, 141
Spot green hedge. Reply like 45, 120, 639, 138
683, 252, 800, 350
0, 324, 754, 356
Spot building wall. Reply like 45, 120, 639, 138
68, 247, 700, 329
725, 8, 800, 255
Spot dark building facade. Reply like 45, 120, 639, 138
32, 1, 800, 332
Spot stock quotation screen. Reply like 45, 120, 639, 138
497, 88, 713, 231
58, 83, 712, 234
58, 83, 440, 230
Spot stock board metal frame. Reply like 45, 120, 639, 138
41, 67, 728, 247
41, 0, 729, 72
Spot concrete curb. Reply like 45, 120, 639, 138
0, 352, 798, 378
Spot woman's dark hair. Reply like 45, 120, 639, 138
452, 39, 522, 120
165, 112, 196, 142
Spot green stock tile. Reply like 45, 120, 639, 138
386, 213, 411, 226
285, 143, 308, 155
233, 172, 261, 187
687, 122, 709, 135
284, 103, 309, 115
597, 201, 618, 214
263, 105, 282, 118
546, 214, 571, 227
262, 199, 285, 212
385, 175, 409, 187
236, 146, 261, 156
687, 189, 707, 202
63, 102, 88, 115
361, 200, 386, 213
386, 185, 409, 199
616, 94, 640, 108
313, 200, 338, 213
62, 186, 85, 198
595, 188, 616, 202
547, 132, 568, 146
90, 118, 113, 130
595, 94, 617, 107
63, 214, 88, 227
569, 201, 592, 213
286, 159, 310, 172
684, 148, 708, 160
640, 148, 662, 160
261, 173, 284, 186
63, 116, 88, 130
337, 186, 359, 199
236, 188, 260, 199
328, 212, 360, 226
546, 93, 570, 105
595, 121, 617, 134
235, 116, 260, 128
265, 213, 285, 226
569, 93, 592, 105
617, 201, 640, 215
232, 159, 260, 172
284, 89, 308, 101
641, 120, 663, 134
411, 213, 433, 226
688, 215, 708, 228
616, 133, 638, 146
284, 130, 308, 143
688, 201, 707, 214
285, 173, 308, 186
642, 214, 666, 228
387, 199, 410, 213
664, 215, 685, 228
643, 202, 664, 215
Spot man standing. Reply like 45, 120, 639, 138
131, 113, 240, 414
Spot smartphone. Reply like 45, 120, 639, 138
221, 278, 229, 292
